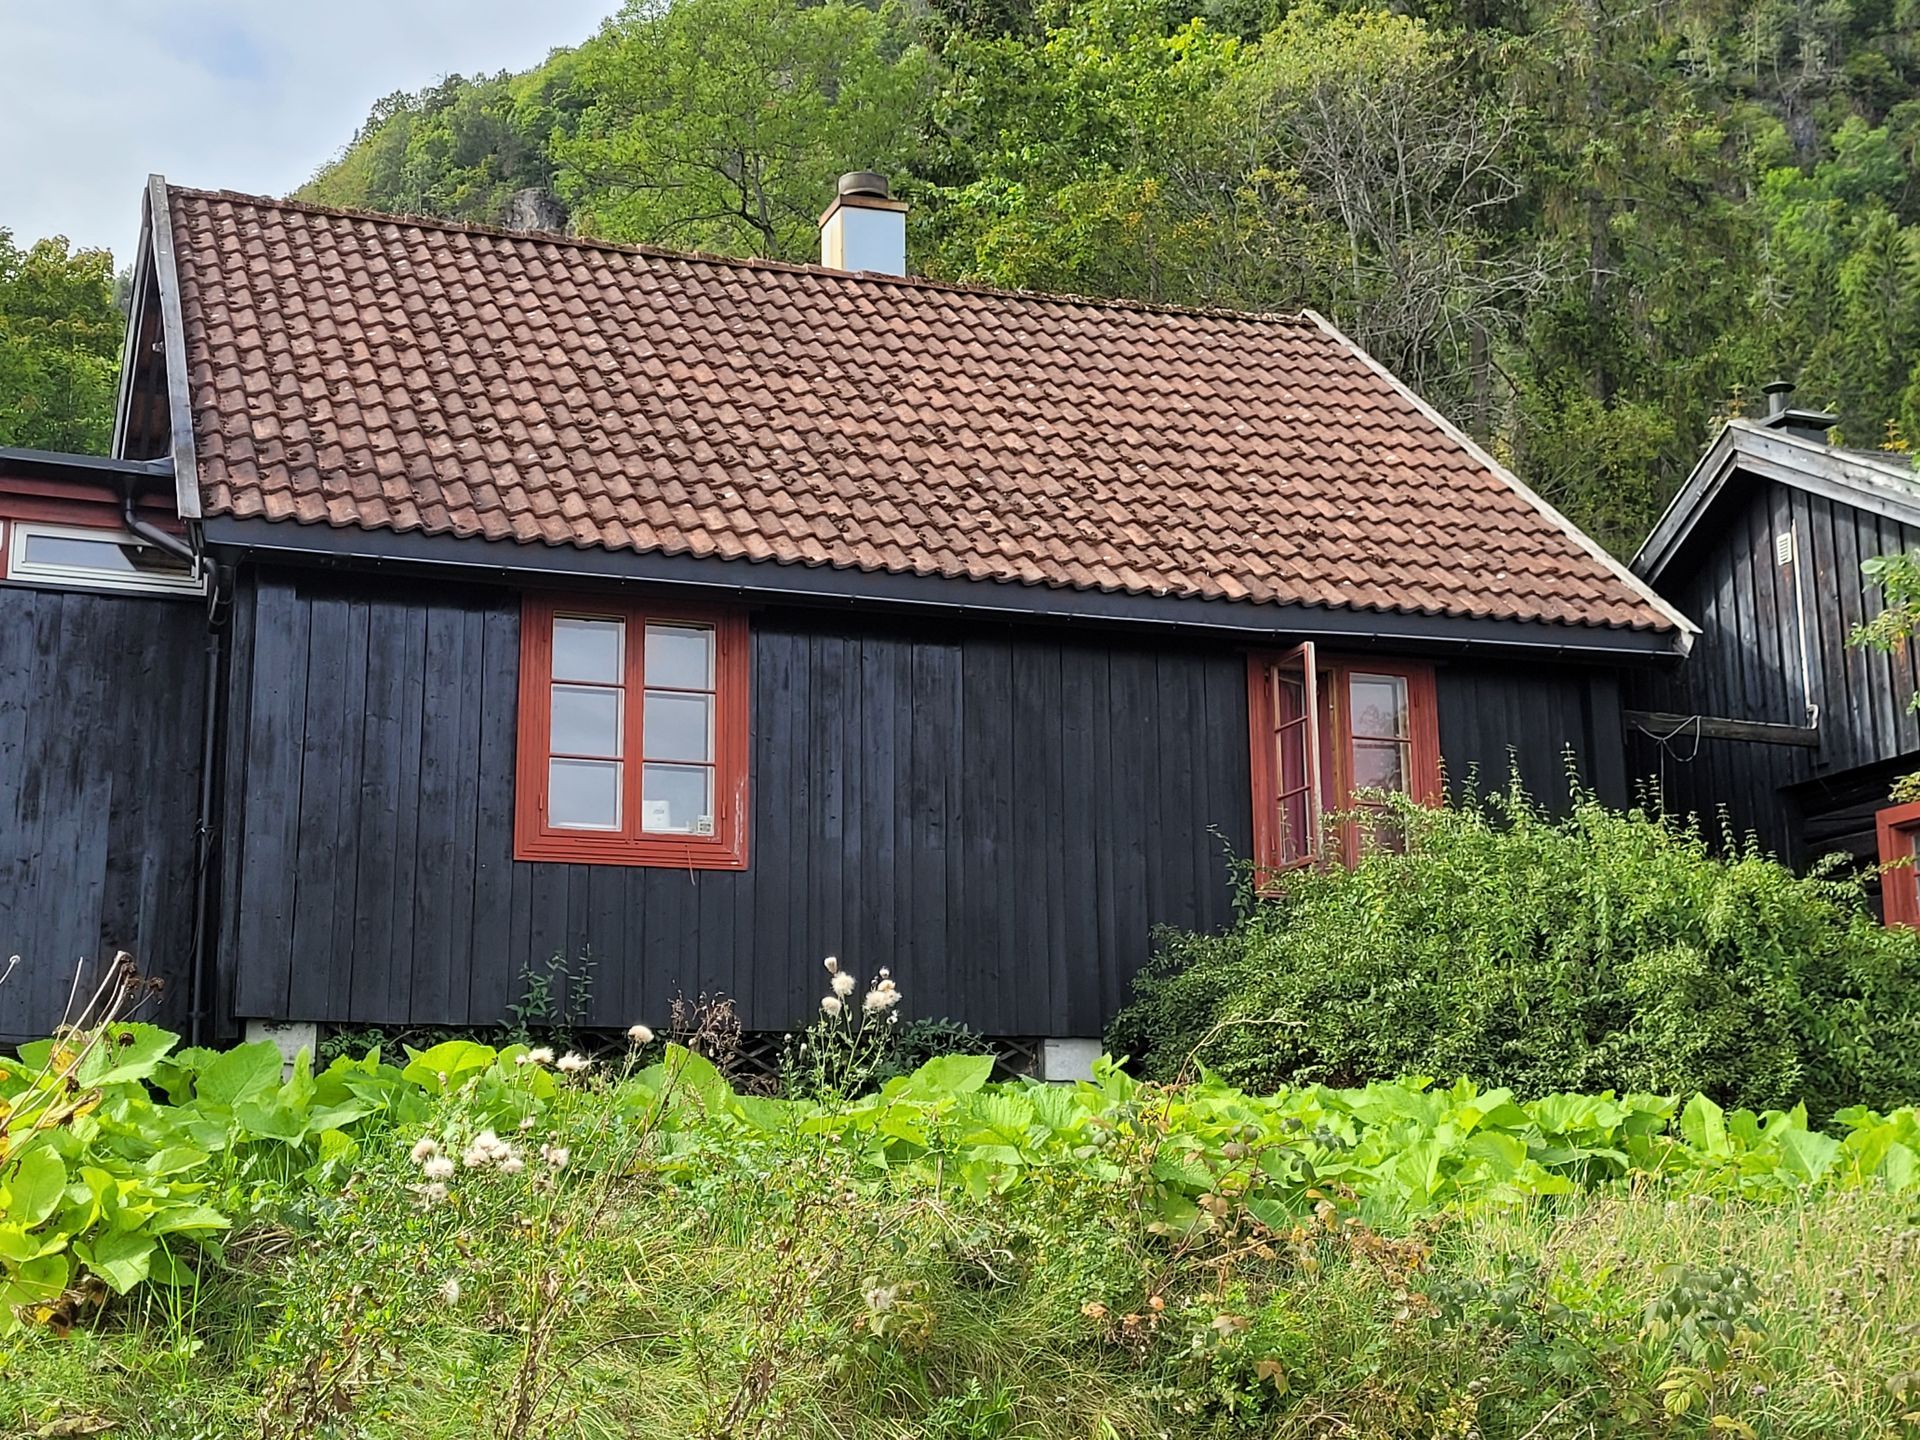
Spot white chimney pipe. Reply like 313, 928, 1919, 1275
819, 171, 906, 276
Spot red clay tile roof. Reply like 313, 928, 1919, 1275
168, 185, 1679, 633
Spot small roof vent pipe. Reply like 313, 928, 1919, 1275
819, 171, 907, 277
1759, 375, 1839, 444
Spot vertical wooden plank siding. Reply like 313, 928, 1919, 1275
221, 570, 1634, 1037
0, 588, 207, 1042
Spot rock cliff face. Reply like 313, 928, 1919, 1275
504, 187, 569, 234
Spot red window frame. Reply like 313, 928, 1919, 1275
1876, 801, 1920, 926
1247, 646, 1442, 879
514, 593, 750, 869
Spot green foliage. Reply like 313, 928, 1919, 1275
557, 0, 937, 258
505, 947, 597, 1047
1110, 786, 1920, 1118
0, 229, 120, 453
9, 1021, 1920, 1435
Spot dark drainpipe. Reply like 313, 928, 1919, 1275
120, 482, 225, 1048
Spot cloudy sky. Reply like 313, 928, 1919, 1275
0, 1, 618, 262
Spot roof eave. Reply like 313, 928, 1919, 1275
1635, 420, 1920, 585
202, 512, 1690, 661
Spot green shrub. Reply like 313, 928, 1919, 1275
1108, 784, 1920, 1118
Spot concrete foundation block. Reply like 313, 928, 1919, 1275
245, 1019, 317, 1076
1039, 1037, 1103, 1084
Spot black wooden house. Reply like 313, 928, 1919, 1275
0, 175, 1693, 1068
1631, 385, 1920, 919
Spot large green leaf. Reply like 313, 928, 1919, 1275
4, 1147, 67, 1228
80, 1023, 180, 1085
895, 1054, 995, 1100
77, 1229, 156, 1294
1679, 1094, 1728, 1156
194, 1042, 284, 1106
1775, 1127, 1841, 1185
401, 1039, 500, 1092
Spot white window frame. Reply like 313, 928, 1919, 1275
5, 520, 206, 598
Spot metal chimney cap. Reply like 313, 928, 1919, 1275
837, 171, 891, 200
1762, 377, 1795, 416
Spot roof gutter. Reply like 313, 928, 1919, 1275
202, 513, 1690, 664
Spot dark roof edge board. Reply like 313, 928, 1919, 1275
1635, 420, 1920, 583
0, 446, 174, 485
1305, 311, 1698, 647
132, 175, 201, 521
202, 513, 1688, 661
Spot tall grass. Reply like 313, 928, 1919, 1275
5, 1054, 1919, 1439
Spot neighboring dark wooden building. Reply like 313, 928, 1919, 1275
1630, 385, 1920, 916
0, 175, 1694, 1065
0, 449, 211, 1042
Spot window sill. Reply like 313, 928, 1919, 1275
514, 831, 749, 870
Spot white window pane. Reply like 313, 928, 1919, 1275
1349, 675, 1408, 740
549, 758, 621, 829
644, 691, 712, 763
553, 617, 623, 683
641, 763, 713, 834
22, 532, 185, 576
646, 623, 714, 689
1352, 738, 1408, 793
551, 685, 622, 758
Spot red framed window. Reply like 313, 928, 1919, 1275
515, 593, 749, 869
1247, 645, 1441, 877
1876, 801, 1920, 926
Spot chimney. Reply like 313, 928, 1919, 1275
819, 171, 907, 276
1759, 377, 1839, 444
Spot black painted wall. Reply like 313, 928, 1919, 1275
1627, 471, 1920, 866
0, 587, 207, 1041
218, 568, 1633, 1037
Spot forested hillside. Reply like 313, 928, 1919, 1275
293, 0, 1920, 553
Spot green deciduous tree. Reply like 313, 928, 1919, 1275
0, 231, 121, 454
555, 0, 938, 259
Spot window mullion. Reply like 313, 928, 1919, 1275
623, 610, 646, 844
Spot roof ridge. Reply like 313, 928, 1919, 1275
168, 183, 1319, 329
1728, 416, 1920, 484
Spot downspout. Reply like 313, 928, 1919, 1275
119, 484, 200, 574
120, 481, 225, 1047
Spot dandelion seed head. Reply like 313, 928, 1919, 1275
820, 994, 844, 1017
830, 971, 856, 998
409, 1136, 440, 1166
439, 1277, 462, 1305
541, 1144, 570, 1171
557, 1052, 591, 1075
627, 1024, 654, 1046
526, 1046, 556, 1066
518, 1115, 537, 1131
421, 1155, 455, 1182
500, 1154, 525, 1175
823, 955, 839, 975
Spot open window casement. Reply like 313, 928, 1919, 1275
1248, 644, 1442, 882
1249, 641, 1324, 874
